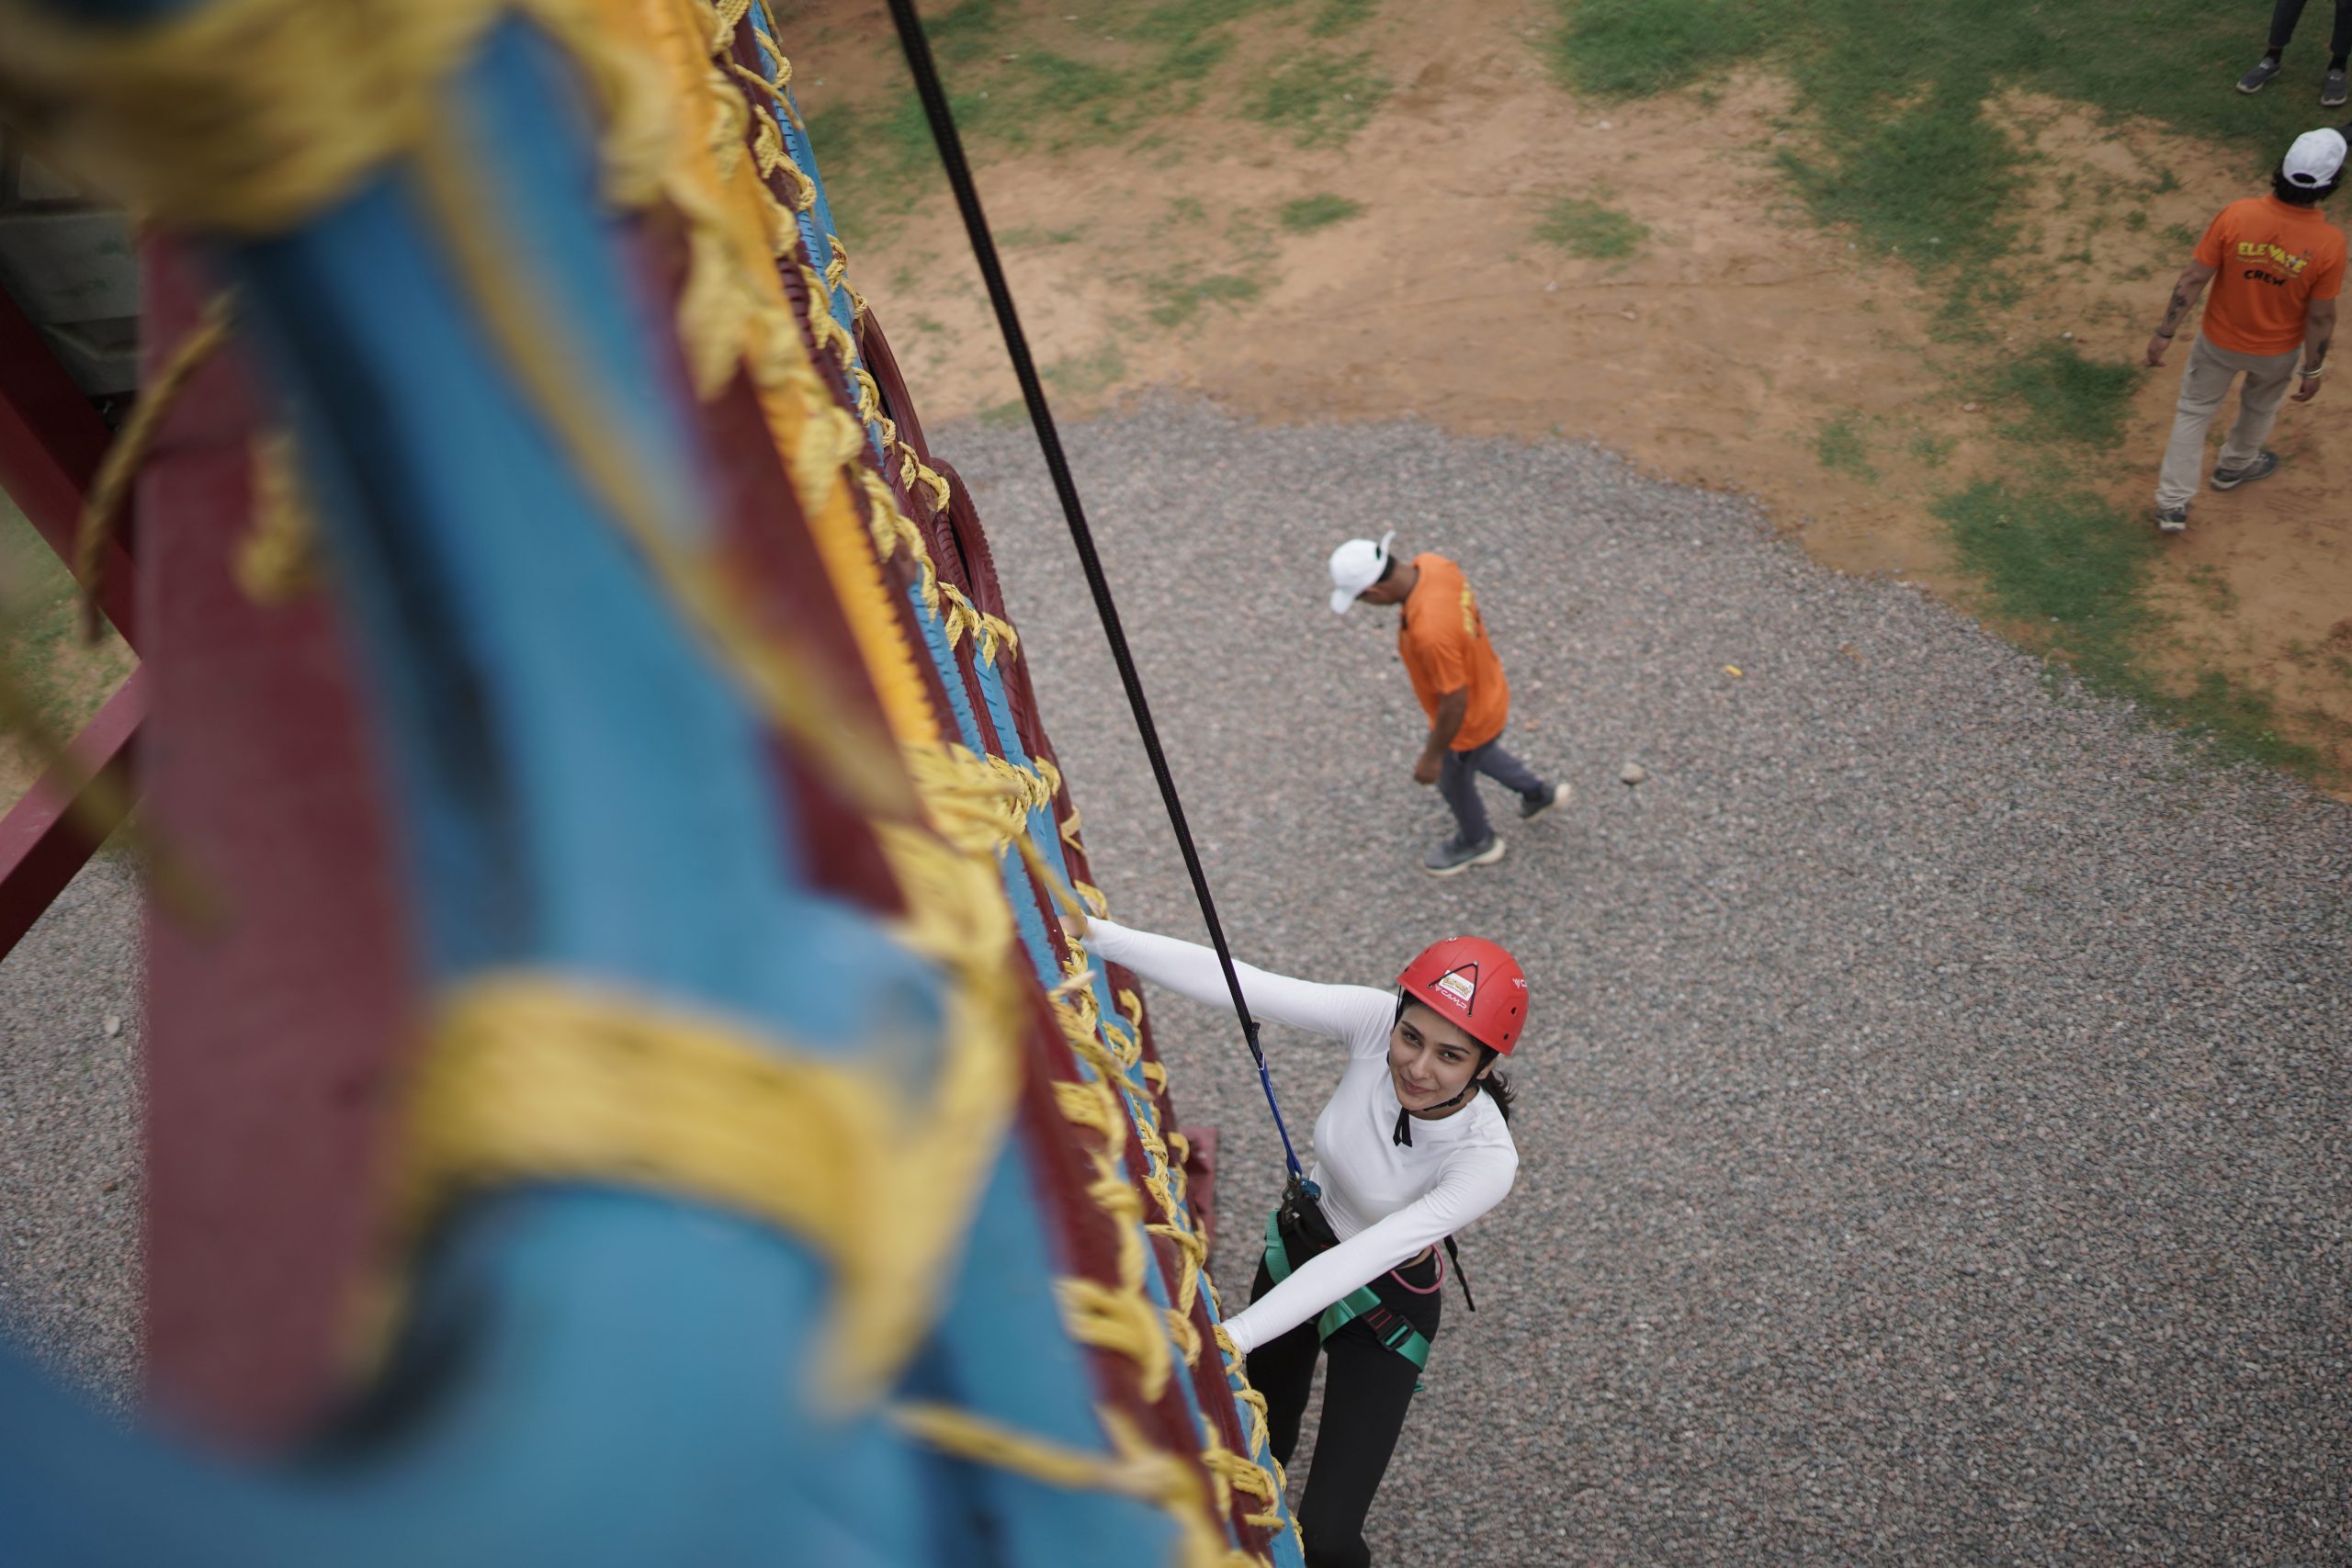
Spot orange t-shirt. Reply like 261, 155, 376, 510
2193, 196, 2346, 355
1398, 554, 1510, 752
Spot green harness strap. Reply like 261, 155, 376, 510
1261, 1210, 1431, 1371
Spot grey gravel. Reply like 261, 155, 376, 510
948, 398, 2351, 1565
0, 849, 143, 1409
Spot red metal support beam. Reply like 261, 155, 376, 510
0, 665, 143, 953
0, 276, 139, 648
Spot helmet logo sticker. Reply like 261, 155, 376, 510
1433, 968, 1477, 1008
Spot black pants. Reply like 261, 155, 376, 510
1242, 1249, 1444, 1568
2268, 0, 2352, 59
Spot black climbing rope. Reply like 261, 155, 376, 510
884, 0, 1305, 1180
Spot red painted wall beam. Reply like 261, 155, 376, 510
0, 278, 140, 648
0, 665, 143, 954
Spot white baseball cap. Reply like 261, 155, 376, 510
1328, 530, 1396, 615
2283, 127, 2347, 188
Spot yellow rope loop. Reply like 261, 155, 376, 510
1199, 1427, 1283, 1528
724, 59, 792, 119
858, 468, 938, 610
1076, 879, 1112, 919
823, 240, 851, 296
1059, 806, 1086, 853
889, 1402, 1189, 1505
1056, 1277, 1172, 1404
708, 0, 752, 43
1162, 1302, 1203, 1368
894, 444, 954, 514
750, 103, 786, 177
1116, 987, 1144, 1029
400, 970, 1017, 1406
742, 9, 803, 127
74, 295, 232, 638
936, 581, 984, 653
1140, 1059, 1169, 1095
848, 367, 884, 425
236, 427, 320, 605
900, 741, 1032, 860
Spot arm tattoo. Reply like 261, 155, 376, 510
2157, 286, 2193, 335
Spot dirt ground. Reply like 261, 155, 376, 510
788, 0, 2352, 788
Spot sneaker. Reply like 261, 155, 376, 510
1519, 782, 1571, 820
1421, 834, 1506, 877
2154, 503, 2188, 534
2324, 66, 2348, 107
2239, 55, 2284, 93
2211, 450, 2279, 491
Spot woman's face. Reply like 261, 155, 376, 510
1387, 1000, 1487, 1115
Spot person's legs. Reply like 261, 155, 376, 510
1467, 735, 1548, 799
1242, 1255, 1323, 1468
1293, 1327, 1426, 1568
2156, 336, 2240, 511
2270, 0, 2313, 52
2217, 348, 2303, 471
2328, 0, 2351, 61
1435, 747, 1492, 848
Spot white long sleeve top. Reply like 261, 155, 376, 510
1085, 919, 1519, 1356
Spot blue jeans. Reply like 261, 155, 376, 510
1437, 734, 1546, 846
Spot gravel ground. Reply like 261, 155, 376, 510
1, 399, 2345, 1562
0, 849, 142, 1410
949, 399, 2351, 1565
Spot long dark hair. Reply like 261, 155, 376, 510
1394, 996, 1516, 1122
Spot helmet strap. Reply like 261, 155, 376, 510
1392, 1077, 1479, 1147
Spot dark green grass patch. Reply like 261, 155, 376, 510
1815, 415, 1875, 479
1937, 481, 2322, 773
1147, 271, 1262, 327
1244, 51, 1391, 147
1534, 195, 1649, 259
1984, 343, 2140, 447
1548, 0, 1762, 97
1281, 192, 1364, 231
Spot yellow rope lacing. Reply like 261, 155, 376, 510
72, 294, 232, 637
237, 427, 319, 605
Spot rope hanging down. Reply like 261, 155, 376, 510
882, 0, 1304, 1181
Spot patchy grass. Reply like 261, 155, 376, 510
1, 501, 134, 794
1815, 415, 1875, 479
1938, 482, 2323, 774
1985, 342, 2140, 447
1244, 51, 1391, 147
1147, 270, 1261, 327
1042, 342, 1129, 400
1548, 0, 1760, 97
1280, 192, 1364, 231
1534, 195, 1650, 259
1549, 0, 2327, 281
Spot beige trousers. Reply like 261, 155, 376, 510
2155, 334, 2301, 510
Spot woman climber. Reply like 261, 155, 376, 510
1078, 915, 1523, 1568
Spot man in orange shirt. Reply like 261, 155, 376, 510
2144, 127, 2345, 531
1329, 532, 1567, 875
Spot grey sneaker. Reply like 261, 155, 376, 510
2324, 66, 2347, 107
2154, 503, 2188, 533
1421, 834, 1506, 876
1519, 782, 1571, 820
2211, 450, 2279, 490
2239, 55, 2284, 93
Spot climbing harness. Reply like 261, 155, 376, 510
1261, 1178, 1430, 1372
886, 0, 1304, 1179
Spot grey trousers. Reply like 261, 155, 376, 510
1437, 734, 1545, 846
2154, 334, 2301, 510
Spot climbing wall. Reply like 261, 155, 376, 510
0, 0, 1298, 1561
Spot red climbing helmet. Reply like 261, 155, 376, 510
1396, 937, 1529, 1055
